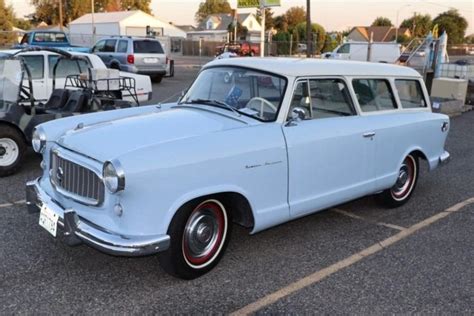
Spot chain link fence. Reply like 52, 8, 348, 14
1, 31, 473, 58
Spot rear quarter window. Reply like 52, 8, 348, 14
133, 40, 164, 54
352, 79, 397, 112
395, 79, 427, 108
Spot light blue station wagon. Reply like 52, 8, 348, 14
26, 58, 450, 279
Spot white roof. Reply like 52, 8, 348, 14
70, 11, 138, 24
205, 58, 421, 78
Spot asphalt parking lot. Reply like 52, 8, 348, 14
1, 65, 473, 314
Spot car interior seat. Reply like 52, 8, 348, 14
46, 90, 86, 114
40, 89, 70, 110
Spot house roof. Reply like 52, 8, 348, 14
198, 13, 257, 31
351, 26, 410, 42
70, 10, 139, 24
175, 25, 197, 33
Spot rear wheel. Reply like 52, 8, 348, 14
376, 154, 419, 208
159, 198, 232, 279
0, 125, 26, 177
152, 75, 163, 83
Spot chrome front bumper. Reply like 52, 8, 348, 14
26, 178, 170, 257
439, 151, 451, 166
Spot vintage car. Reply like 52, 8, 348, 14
26, 58, 450, 279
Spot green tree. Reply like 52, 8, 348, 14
272, 31, 291, 55
0, 0, 16, 46
14, 19, 32, 30
371, 16, 393, 27
121, 0, 151, 13
256, 7, 274, 29
433, 9, 468, 44
322, 34, 338, 53
400, 13, 432, 38
294, 22, 326, 54
195, 0, 232, 23
285, 6, 306, 31
31, 0, 152, 26
273, 14, 288, 32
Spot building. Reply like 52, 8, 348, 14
68, 10, 187, 46
187, 13, 262, 42
347, 26, 411, 42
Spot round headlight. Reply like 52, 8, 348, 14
103, 161, 125, 193
32, 128, 46, 153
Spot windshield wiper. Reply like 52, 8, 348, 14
182, 98, 241, 117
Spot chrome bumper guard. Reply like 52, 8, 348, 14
439, 151, 451, 166
26, 178, 170, 256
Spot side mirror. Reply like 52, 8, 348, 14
286, 107, 307, 126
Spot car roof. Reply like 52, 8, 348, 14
205, 58, 421, 78
2, 49, 92, 57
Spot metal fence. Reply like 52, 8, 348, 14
1, 31, 473, 58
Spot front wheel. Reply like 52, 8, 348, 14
159, 198, 232, 279
376, 154, 419, 208
0, 125, 26, 177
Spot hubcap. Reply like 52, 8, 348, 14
0, 138, 19, 167
183, 200, 227, 268
391, 156, 415, 200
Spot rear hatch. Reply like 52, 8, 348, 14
132, 40, 166, 69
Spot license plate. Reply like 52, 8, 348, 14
143, 58, 158, 64
39, 205, 58, 237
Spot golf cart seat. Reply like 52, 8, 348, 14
42, 89, 70, 110
46, 90, 86, 114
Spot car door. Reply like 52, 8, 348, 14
283, 78, 376, 218
20, 54, 48, 102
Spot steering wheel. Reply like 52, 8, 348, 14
245, 97, 277, 119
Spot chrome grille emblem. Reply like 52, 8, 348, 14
56, 166, 64, 183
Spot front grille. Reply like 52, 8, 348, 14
50, 151, 105, 205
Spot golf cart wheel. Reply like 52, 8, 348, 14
0, 125, 26, 177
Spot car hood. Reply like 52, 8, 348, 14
57, 106, 249, 162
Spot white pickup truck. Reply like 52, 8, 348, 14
324, 42, 401, 63
2, 50, 152, 104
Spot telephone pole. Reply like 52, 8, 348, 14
58, 0, 63, 31
306, 0, 311, 57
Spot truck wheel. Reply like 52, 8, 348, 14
159, 197, 232, 279
0, 125, 26, 177
376, 154, 419, 208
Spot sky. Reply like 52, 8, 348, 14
7, 0, 474, 34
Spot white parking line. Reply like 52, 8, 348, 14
231, 197, 474, 315
332, 208, 407, 231
0, 200, 26, 208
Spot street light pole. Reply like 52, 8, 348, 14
58, 0, 63, 31
91, 0, 96, 45
260, 1, 265, 57
306, 0, 311, 57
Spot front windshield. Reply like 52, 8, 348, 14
0, 59, 22, 104
182, 66, 287, 122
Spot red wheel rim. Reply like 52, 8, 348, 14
391, 156, 416, 201
182, 200, 227, 268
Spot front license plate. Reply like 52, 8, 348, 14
39, 205, 58, 237
143, 58, 158, 64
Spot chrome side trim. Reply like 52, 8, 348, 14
26, 178, 171, 256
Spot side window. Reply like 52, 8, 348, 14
20, 33, 29, 44
104, 40, 117, 52
21, 55, 44, 79
48, 56, 91, 78
395, 79, 427, 108
309, 79, 355, 119
337, 44, 350, 54
352, 79, 397, 112
55, 33, 67, 43
117, 40, 128, 53
289, 81, 311, 119
92, 40, 105, 53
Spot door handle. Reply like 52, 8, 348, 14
363, 132, 376, 138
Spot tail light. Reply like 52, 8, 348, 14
166, 57, 169, 65
127, 54, 134, 64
